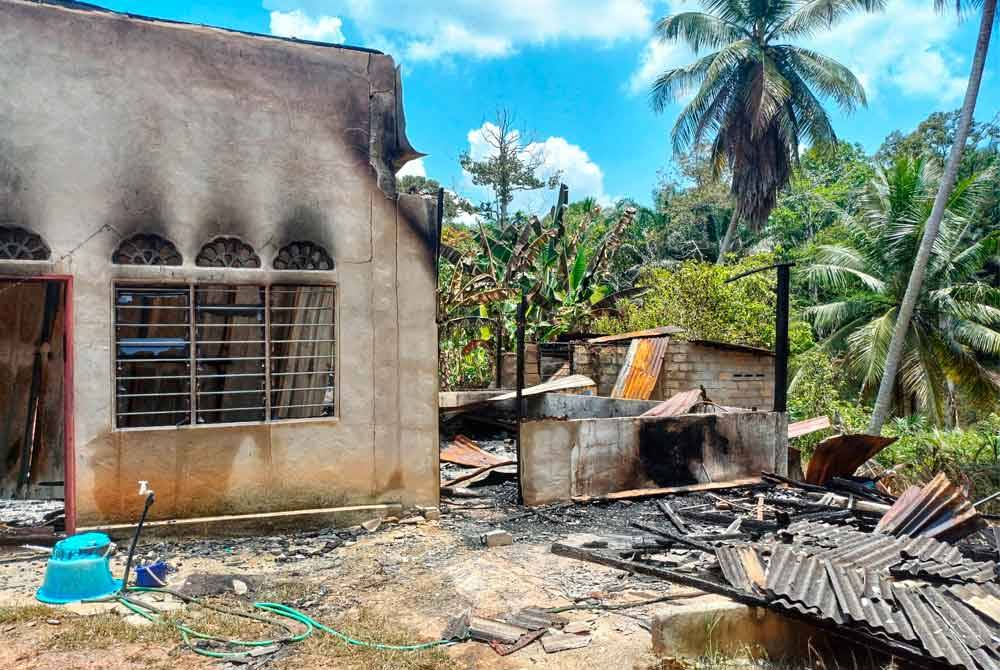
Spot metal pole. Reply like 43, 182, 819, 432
495, 319, 503, 390
774, 264, 791, 413
515, 292, 526, 504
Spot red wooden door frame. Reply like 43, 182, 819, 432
0, 274, 75, 534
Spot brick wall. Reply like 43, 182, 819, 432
572, 339, 774, 409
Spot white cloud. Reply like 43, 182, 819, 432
264, 1, 652, 62
396, 157, 426, 178
461, 122, 610, 215
269, 9, 345, 43
804, 0, 966, 102
626, 0, 968, 104
627, 36, 696, 96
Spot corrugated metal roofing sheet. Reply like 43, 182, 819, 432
875, 473, 986, 542
610, 337, 670, 400
641, 388, 704, 418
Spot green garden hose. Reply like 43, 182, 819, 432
115, 586, 461, 660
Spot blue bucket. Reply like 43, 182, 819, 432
135, 560, 169, 587
36, 532, 123, 604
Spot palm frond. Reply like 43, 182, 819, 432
806, 263, 886, 292
778, 46, 867, 111
772, 0, 887, 40
657, 12, 751, 52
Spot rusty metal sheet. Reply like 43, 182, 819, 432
788, 416, 831, 439
804, 433, 897, 484
610, 337, 670, 400
875, 473, 986, 542
440, 435, 509, 468
641, 388, 704, 418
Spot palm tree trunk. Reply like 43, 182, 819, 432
716, 209, 740, 265
868, 0, 996, 435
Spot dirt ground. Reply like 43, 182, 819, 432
0, 510, 692, 670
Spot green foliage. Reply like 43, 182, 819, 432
805, 155, 1000, 424
767, 142, 875, 249
875, 415, 1000, 504
650, 0, 876, 229
594, 253, 781, 348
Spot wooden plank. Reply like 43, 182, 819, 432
657, 500, 689, 534
572, 477, 763, 503
540, 632, 592, 653
489, 374, 596, 402
587, 326, 683, 344
78, 503, 403, 532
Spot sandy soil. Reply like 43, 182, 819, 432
0, 515, 686, 670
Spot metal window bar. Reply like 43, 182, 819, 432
114, 283, 335, 427
113, 284, 192, 429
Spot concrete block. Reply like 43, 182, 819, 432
650, 595, 827, 660
481, 529, 513, 547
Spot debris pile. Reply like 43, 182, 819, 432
553, 473, 999, 669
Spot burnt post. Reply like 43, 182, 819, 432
774, 264, 791, 413
515, 291, 527, 503
724, 262, 795, 413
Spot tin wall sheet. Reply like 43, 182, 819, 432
610, 337, 670, 400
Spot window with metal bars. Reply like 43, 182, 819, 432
114, 284, 336, 428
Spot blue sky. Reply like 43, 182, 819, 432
101, 0, 998, 211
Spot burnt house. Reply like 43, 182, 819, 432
0, 0, 438, 530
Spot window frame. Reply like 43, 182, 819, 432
111, 280, 338, 432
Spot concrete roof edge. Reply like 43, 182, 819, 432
18, 0, 385, 56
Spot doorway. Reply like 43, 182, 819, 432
0, 277, 71, 532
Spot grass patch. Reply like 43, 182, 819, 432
274, 608, 458, 670
0, 604, 59, 624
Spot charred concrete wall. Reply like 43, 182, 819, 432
520, 410, 786, 506
0, 0, 438, 525
572, 339, 774, 408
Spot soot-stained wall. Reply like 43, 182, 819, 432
0, 0, 438, 525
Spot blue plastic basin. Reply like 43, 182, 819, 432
36, 532, 123, 604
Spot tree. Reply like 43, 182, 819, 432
868, 0, 997, 434
459, 109, 559, 232
807, 156, 1000, 426
594, 253, 782, 349
648, 0, 877, 263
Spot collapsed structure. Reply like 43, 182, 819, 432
0, 0, 439, 531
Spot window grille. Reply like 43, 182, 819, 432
196, 238, 261, 268
273, 241, 334, 271
0, 225, 50, 260
113, 234, 182, 266
113, 283, 335, 428
114, 286, 192, 428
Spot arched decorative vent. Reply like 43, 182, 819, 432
196, 237, 261, 268
273, 241, 334, 271
112, 234, 182, 266
0, 225, 50, 261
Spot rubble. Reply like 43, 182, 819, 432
481, 530, 513, 547
551, 471, 997, 670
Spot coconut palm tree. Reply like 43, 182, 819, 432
806, 156, 1000, 425
649, 0, 880, 263
868, 0, 996, 434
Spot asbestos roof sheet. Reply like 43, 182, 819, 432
755, 520, 1000, 670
